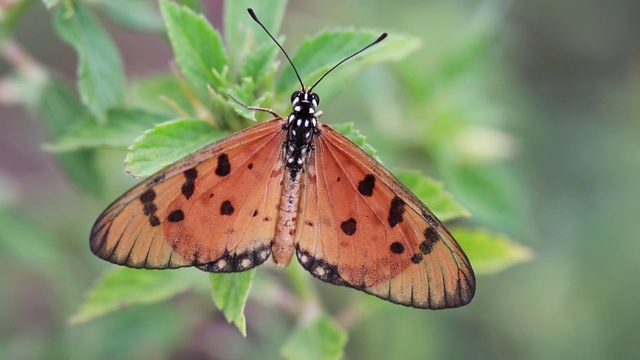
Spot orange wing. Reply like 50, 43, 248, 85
90, 118, 287, 272
295, 124, 475, 309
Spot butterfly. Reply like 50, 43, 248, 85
90, 8, 475, 309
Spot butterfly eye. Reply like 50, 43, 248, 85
291, 91, 302, 104
311, 93, 320, 106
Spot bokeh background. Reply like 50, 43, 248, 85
1, 0, 639, 359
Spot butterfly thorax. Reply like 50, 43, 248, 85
284, 90, 319, 174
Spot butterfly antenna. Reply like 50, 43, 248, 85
247, 8, 305, 90
309, 32, 387, 92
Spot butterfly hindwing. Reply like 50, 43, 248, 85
295, 124, 475, 309
90, 118, 287, 272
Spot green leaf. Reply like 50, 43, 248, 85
46, 108, 168, 152
395, 170, 471, 222
281, 315, 348, 360
332, 123, 378, 158
224, 0, 286, 80
125, 119, 225, 177
241, 40, 281, 90
31, 76, 105, 196
1, 0, 32, 37
209, 270, 255, 337
441, 162, 525, 234
96, 0, 165, 32
29, 75, 82, 137
160, 0, 228, 103
54, 2, 125, 122
128, 74, 193, 116
452, 227, 533, 274
70, 267, 203, 324
176, 0, 202, 12
277, 30, 421, 102
0, 207, 61, 274
225, 78, 270, 121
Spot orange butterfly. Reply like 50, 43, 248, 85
90, 9, 475, 309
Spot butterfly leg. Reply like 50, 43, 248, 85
228, 94, 281, 118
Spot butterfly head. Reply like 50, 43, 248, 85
247, 8, 385, 175
289, 89, 319, 120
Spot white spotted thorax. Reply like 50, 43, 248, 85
284, 89, 320, 176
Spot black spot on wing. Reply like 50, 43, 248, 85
420, 228, 440, 254
149, 216, 161, 227
424, 228, 440, 242
357, 174, 375, 196
181, 168, 198, 199
139, 189, 156, 204
167, 209, 185, 222
411, 253, 423, 264
419, 241, 433, 255
142, 202, 157, 216
422, 212, 439, 228
220, 200, 234, 215
340, 218, 357, 236
215, 154, 231, 176
387, 196, 405, 228
390, 241, 405, 254
149, 174, 165, 186
139, 189, 160, 226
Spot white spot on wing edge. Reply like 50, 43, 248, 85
314, 265, 326, 277
258, 249, 270, 261
215, 259, 227, 270
239, 258, 252, 269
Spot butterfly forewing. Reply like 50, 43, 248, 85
295, 124, 475, 309
90, 118, 287, 271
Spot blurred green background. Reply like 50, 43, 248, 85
1, 0, 639, 359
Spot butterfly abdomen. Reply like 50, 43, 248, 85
272, 169, 303, 266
